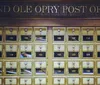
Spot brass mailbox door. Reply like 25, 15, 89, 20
35, 61, 47, 75
81, 27, 94, 42
35, 77, 47, 85
0, 27, 3, 42
34, 27, 47, 42
20, 44, 33, 59
68, 44, 80, 58
67, 27, 80, 42
53, 44, 65, 58
5, 27, 18, 42
5, 78, 17, 85
53, 27, 65, 42
82, 61, 94, 75
82, 44, 94, 58
20, 78, 32, 85
97, 45, 100, 58
5, 61, 17, 75
82, 77, 94, 85
35, 44, 47, 58
97, 62, 100, 74
67, 77, 80, 85
19, 27, 33, 42
5, 44, 18, 58
67, 61, 80, 75
20, 61, 32, 75
0, 62, 2, 75
0, 45, 3, 58
53, 77, 65, 85
0, 78, 2, 85
96, 27, 100, 42
53, 61, 65, 75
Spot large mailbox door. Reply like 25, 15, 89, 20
34, 27, 47, 42
53, 27, 65, 42
53, 77, 65, 85
5, 78, 17, 85
5, 27, 18, 42
68, 45, 80, 58
53, 61, 65, 75
20, 61, 32, 75
35, 61, 47, 75
19, 27, 33, 42
35, 44, 47, 58
5, 62, 17, 75
82, 45, 94, 58
68, 61, 80, 74
82, 27, 94, 42
20, 44, 33, 59
67, 27, 80, 42
82, 77, 94, 85
82, 61, 94, 75
20, 78, 32, 85
68, 77, 80, 85
53, 44, 65, 58
35, 77, 47, 85
5, 44, 18, 58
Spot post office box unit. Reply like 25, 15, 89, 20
19, 27, 33, 42
0, 62, 2, 75
35, 44, 47, 58
0, 78, 2, 85
97, 78, 100, 85
4, 78, 17, 85
20, 62, 32, 75
35, 77, 47, 85
68, 61, 80, 75
53, 77, 65, 85
82, 45, 94, 58
82, 77, 94, 85
67, 27, 80, 42
82, 61, 94, 75
35, 61, 47, 75
20, 44, 33, 59
0, 28, 3, 42
5, 44, 18, 58
5, 62, 17, 75
20, 78, 32, 85
68, 45, 80, 58
97, 45, 100, 58
0, 45, 3, 58
81, 27, 95, 42
67, 77, 80, 85
53, 44, 65, 58
96, 27, 100, 42
97, 62, 100, 74
53, 27, 65, 42
53, 61, 65, 75
5, 27, 18, 42
34, 27, 47, 42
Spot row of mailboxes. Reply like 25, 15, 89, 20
1, 61, 100, 75
1, 44, 100, 58
0, 44, 47, 58
0, 61, 47, 76
1, 77, 100, 85
0, 27, 100, 42
0, 27, 47, 42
